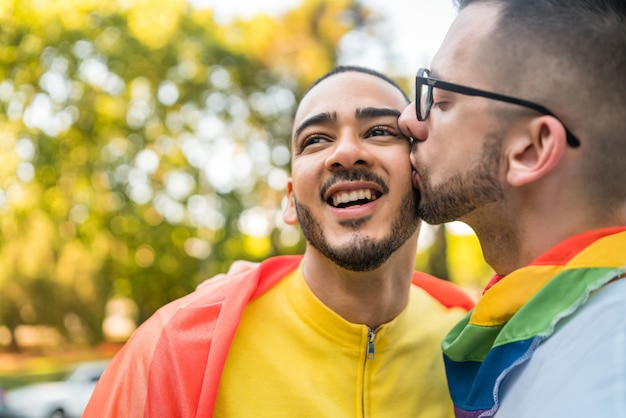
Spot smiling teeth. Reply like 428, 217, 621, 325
332, 189, 374, 207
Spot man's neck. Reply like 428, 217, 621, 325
472, 207, 626, 276
301, 243, 417, 329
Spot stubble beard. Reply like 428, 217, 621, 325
294, 186, 421, 272
416, 132, 504, 225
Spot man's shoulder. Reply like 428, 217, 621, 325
410, 271, 475, 311
162, 255, 303, 311
125, 255, 304, 348
497, 278, 626, 417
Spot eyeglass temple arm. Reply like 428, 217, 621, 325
425, 78, 581, 147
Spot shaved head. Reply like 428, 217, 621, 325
453, 0, 626, 203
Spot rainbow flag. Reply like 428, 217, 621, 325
442, 227, 626, 418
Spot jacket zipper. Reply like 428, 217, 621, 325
362, 327, 380, 418
367, 327, 376, 360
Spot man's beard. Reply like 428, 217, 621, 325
294, 173, 421, 272
416, 133, 504, 225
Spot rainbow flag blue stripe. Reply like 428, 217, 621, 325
442, 228, 626, 417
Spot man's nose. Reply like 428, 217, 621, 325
398, 102, 427, 142
325, 132, 370, 170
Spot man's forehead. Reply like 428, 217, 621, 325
431, 3, 501, 80
294, 72, 406, 125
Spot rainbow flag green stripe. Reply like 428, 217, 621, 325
442, 228, 626, 417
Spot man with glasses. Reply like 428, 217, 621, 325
399, 0, 626, 417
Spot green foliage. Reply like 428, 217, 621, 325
0, 0, 367, 348
0, 0, 491, 351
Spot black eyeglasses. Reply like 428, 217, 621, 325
414, 67, 580, 148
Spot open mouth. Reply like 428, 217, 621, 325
328, 188, 381, 208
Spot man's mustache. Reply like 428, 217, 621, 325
319, 169, 389, 201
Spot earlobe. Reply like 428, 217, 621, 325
283, 179, 299, 225
506, 116, 567, 186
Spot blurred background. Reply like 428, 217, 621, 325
0, 0, 493, 414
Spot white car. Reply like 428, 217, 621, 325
5, 360, 109, 418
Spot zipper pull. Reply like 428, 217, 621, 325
367, 328, 376, 360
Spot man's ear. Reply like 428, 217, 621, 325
283, 178, 298, 225
506, 116, 567, 186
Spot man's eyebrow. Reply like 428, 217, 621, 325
355, 107, 401, 120
293, 112, 337, 139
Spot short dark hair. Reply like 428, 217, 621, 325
303, 65, 410, 103
451, 0, 626, 112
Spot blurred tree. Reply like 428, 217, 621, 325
415, 223, 493, 297
0, 0, 491, 351
0, 0, 375, 349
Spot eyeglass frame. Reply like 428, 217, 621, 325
414, 67, 581, 148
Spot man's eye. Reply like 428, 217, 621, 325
368, 126, 398, 137
431, 91, 450, 111
432, 100, 448, 110
300, 135, 329, 150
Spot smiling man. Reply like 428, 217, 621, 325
84, 66, 473, 418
